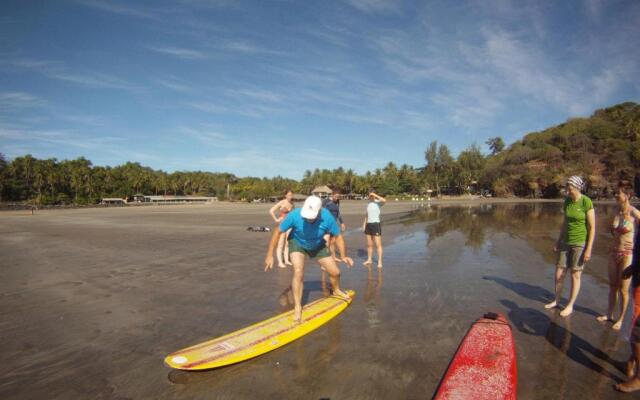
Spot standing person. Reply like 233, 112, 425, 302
597, 182, 640, 330
265, 196, 354, 323
544, 176, 596, 317
269, 189, 294, 268
616, 176, 640, 393
323, 188, 346, 260
363, 191, 386, 269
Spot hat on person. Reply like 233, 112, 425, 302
567, 176, 584, 191
301, 195, 322, 219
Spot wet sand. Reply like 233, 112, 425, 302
0, 200, 634, 399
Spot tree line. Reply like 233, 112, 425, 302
1, 102, 638, 205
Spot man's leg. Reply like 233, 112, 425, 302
290, 252, 305, 322
616, 321, 640, 392
374, 235, 383, 268
318, 256, 349, 300
364, 235, 373, 265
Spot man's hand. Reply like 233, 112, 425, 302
265, 255, 274, 271
335, 256, 354, 268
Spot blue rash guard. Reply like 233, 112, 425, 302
279, 208, 340, 250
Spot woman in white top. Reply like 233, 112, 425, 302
362, 191, 386, 268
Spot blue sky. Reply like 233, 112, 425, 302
1, 0, 639, 179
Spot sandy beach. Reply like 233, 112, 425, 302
0, 200, 634, 399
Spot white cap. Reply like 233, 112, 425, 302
301, 196, 322, 219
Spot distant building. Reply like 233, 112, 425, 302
143, 195, 217, 204
311, 185, 333, 198
268, 193, 308, 202
101, 198, 127, 205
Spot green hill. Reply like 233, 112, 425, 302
482, 102, 640, 198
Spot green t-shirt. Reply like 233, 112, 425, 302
563, 195, 593, 245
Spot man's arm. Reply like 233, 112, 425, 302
333, 235, 353, 268
264, 229, 282, 271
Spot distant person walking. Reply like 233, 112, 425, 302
597, 182, 640, 330
616, 176, 640, 393
545, 176, 596, 317
323, 188, 346, 260
265, 196, 353, 323
269, 189, 294, 268
363, 191, 386, 268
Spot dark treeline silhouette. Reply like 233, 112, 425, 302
1, 102, 638, 205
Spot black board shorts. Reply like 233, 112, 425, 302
365, 222, 382, 236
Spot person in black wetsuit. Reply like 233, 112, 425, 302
322, 188, 346, 260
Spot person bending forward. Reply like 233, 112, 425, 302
265, 196, 353, 323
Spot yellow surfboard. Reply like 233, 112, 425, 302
164, 290, 355, 370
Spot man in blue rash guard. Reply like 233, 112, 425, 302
265, 196, 354, 323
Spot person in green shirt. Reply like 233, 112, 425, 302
545, 176, 596, 317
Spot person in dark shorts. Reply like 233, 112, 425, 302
265, 196, 353, 323
544, 176, 596, 317
362, 191, 386, 268
322, 188, 346, 260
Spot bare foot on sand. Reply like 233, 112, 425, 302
293, 305, 302, 323
363, 260, 372, 266
377, 264, 382, 269
626, 359, 637, 377
285, 260, 292, 266
278, 262, 286, 269
544, 301, 558, 309
615, 378, 640, 393
332, 288, 351, 301
560, 306, 573, 317
612, 320, 623, 330
596, 315, 612, 323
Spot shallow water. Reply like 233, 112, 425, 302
0, 202, 635, 399
165, 202, 631, 399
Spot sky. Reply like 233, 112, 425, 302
1, 0, 639, 179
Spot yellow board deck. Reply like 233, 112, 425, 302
164, 290, 355, 370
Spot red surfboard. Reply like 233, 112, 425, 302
433, 312, 517, 400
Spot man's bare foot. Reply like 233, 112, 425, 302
560, 306, 573, 317
596, 315, 612, 323
363, 260, 372, 266
333, 256, 341, 262
278, 262, 286, 269
626, 359, 637, 377
332, 288, 351, 301
377, 264, 383, 269
544, 301, 558, 309
615, 378, 640, 393
612, 320, 623, 330
285, 260, 292, 266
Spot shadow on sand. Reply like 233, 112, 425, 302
484, 275, 599, 317
501, 299, 624, 382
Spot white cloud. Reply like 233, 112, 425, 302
346, 0, 400, 14
147, 46, 208, 60
4, 58, 138, 91
75, 0, 159, 20
0, 92, 45, 109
